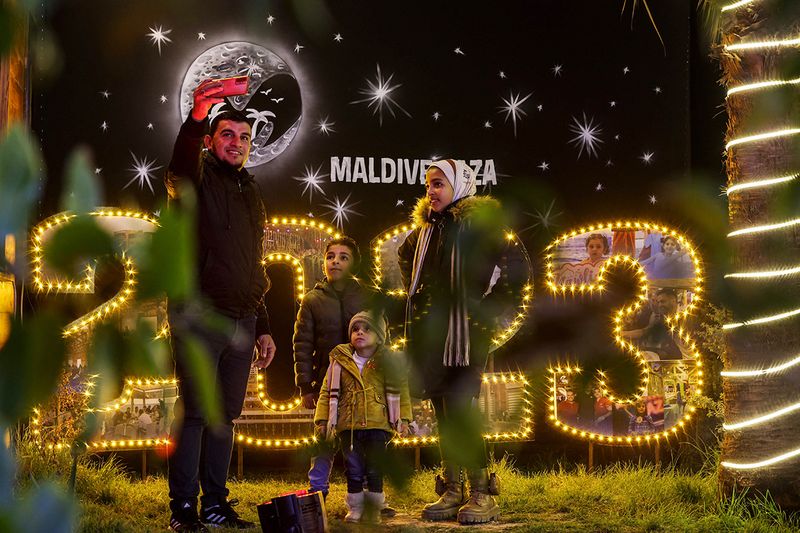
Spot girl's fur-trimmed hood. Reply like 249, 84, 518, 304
411, 195, 500, 227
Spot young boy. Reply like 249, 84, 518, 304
293, 237, 371, 496
314, 312, 411, 524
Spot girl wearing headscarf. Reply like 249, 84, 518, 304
398, 159, 509, 524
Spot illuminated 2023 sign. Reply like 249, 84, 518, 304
27, 211, 705, 451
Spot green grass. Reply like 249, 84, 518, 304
13, 444, 800, 532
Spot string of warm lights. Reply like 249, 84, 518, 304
479, 372, 535, 443
725, 265, 800, 280
62, 255, 137, 338
727, 217, 800, 238
370, 223, 534, 349
263, 253, 306, 301
33, 438, 172, 452
236, 372, 534, 449
545, 221, 705, 444
722, 307, 800, 330
369, 221, 417, 292
725, 128, 800, 150
234, 433, 317, 449
256, 252, 307, 412
254, 372, 303, 413
723, 402, 800, 431
30, 210, 160, 336
30, 375, 177, 450
721, 447, 800, 470
720, 8, 800, 471
727, 78, 800, 98
725, 37, 800, 52
720, 0, 757, 13
31, 212, 93, 293
547, 366, 701, 445
267, 216, 341, 239
721, 353, 800, 377
725, 173, 798, 195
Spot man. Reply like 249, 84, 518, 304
621, 288, 683, 359
164, 79, 276, 532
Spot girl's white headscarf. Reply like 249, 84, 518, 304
428, 159, 477, 206
405, 159, 478, 367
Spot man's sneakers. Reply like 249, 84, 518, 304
200, 499, 256, 529
169, 500, 209, 532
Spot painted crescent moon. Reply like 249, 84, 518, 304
179, 42, 302, 168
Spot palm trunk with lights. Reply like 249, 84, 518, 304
716, 0, 800, 508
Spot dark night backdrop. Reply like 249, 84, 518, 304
30, 1, 728, 438
33, 0, 698, 236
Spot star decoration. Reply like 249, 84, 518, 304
307, 212, 314, 218
334, 33, 343, 42
523, 199, 562, 234
147, 123, 154, 130
322, 193, 361, 229
614, 134, 621, 141
267, 14, 275, 24
568, 113, 603, 159
609, 101, 616, 107
537, 161, 550, 171
596, 182, 604, 191
94, 168, 102, 175
537, 104, 543, 112
125, 152, 162, 194
498, 91, 533, 137
483, 121, 492, 128
99, 90, 111, 99
432, 112, 441, 121
396, 199, 404, 207
160, 95, 168, 103
454, 47, 464, 55
649, 195, 658, 204
146, 25, 172, 55
197, 32, 206, 40
654, 86, 662, 94
100, 121, 108, 132
351, 64, 412, 126
499, 70, 506, 79
293, 164, 328, 202
552, 64, 563, 77
640, 151, 655, 165
316, 116, 336, 135
294, 43, 304, 53
623, 66, 630, 75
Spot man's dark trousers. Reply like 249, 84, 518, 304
168, 305, 255, 510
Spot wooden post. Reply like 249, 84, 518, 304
237, 443, 244, 479
588, 441, 594, 473
141, 449, 147, 480
414, 446, 421, 471
654, 441, 661, 471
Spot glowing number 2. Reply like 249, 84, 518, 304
30, 209, 159, 337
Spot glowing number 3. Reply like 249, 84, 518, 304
545, 221, 706, 445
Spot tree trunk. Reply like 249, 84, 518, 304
718, 1, 800, 510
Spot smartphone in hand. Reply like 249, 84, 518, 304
216, 75, 249, 97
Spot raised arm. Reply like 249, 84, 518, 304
164, 80, 225, 199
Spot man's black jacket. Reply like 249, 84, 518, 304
164, 116, 271, 337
